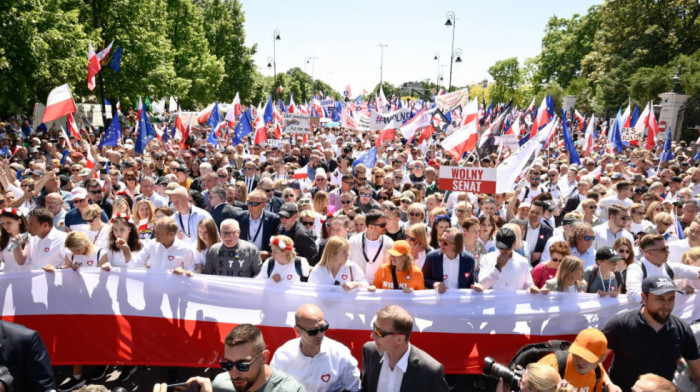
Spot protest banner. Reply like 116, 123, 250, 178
438, 166, 498, 193
282, 112, 311, 134
435, 88, 469, 112
356, 113, 370, 131
2, 270, 698, 374
621, 127, 642, 142
0, 267, 700, 374
368, 107, 411, 131
319, 99, 334, 108
497, 134, 519, 151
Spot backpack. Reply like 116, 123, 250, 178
585, 265, 624, 294
267, 257, 308, 282
509, 340, 602, 391
639, 261, 674, 280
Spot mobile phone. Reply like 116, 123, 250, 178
166, 381, 201, 392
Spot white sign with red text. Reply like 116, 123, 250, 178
438, 166, 498, 194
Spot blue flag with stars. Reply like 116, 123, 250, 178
60, 150, 69, 166
232, 110, 253, 146
352, 147, 377, 169
660, 130, 673, 163
110, 46, 122, 72
263, 96, 273, 125
134, 102, 156, 154
206, 102, 222, 145
98, 114, 121, 148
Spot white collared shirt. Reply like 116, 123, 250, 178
146, 239, 196, 271
270, 337, 361, 392
525, 223, 541, 256
443, 254, 460, 289
248, 215, 264, 250
377, 344, 411, 392
27, 229, 68, 269
478, 251, 534, 290
307, 261, 367, 286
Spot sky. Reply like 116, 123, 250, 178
240, 0, 600, 97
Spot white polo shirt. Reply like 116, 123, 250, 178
271, 337, 361, 392
146, 239, 196, 271
27, 229, 68, 269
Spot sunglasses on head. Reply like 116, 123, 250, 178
219, 351, 263, 372
296, 321, 329, 336
372, 322, 398, 338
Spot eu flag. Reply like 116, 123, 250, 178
232, 111, 253, 146
660, 130, 673, 163
135, 102, 156, 154
352, 147, 377, 169
561, 109, 581, 165
110, 46, 122, 72
263, 96, 273, 125
206, 102, 222, 145
60, 150, 69, 165
98, 114, 121, 148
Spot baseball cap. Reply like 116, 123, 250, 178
568, 328, 608, 364
71, 187, 88, 200
611, 172, 623, 180
278, 202, 298, 219
289, 181, 301, 190
595, 247, 623, 262
495, 227, 517, 250
642, 276, 676, 295
518, 201, 532, 210
155, 177, 169, 187
562, 214, 580, 226
387, 240, 411, 257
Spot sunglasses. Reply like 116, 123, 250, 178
551, 257, 562, 263
401, 200, 411, 204
409, 212, 422, 217
360, 193, 372, 197
302, 221, 315, 227
372, 222, 387, 228
284, 194, 295, 198
372, 322, 398, 338
587, 206, 596, 210
341, 200, 353, 205
646, 246, 669, 253
406, 236, 417, 243
261, 188, 274, 193
616, 248, 630, 254
377, 196, 389, 201
218, 175, 227, 179
356, 177, 366, 181
219, 351, 263, 372
583, 235, 596, 241
343, 181, 355, 186
618, 216, 630, 221
248, 201, 264, 207
296, 321, 329, 336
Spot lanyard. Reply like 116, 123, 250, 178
362, 233, 384, 264
178, 207, 192, 237
249, 217, 264, 243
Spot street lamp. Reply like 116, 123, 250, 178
378, 43, 388, 86
434, 52, 441, 88
445, 11, 456, 90
267, 56, 273, 71
273, 29, 281, 99
306, 56, 318, 98
453, 48, 463, 63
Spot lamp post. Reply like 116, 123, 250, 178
378, 43, 388, 86
273, 29, 281, 99
445, 11, 456, 90
433, 53, 441, 89
267, 57, 273, 75
306, 56, 318, 97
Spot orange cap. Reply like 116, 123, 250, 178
569, 328, 608, 363
387, 240, 411, 257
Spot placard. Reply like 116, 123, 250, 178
435, 88, 470, 112
320, 99, 335, 107
621, 127, 641, 141
498, 134, 519, 150
282, 112, 311, 134
438, 166, 498, 193
368, 107, 412, 131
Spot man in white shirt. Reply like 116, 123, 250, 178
27, 208, 67, 269
597, 181, 633, 219
518, 168, 543, 203
361, 305, 448, 392
140, 176, 167, 208
44, 192, 67, 232
625, 234, 700, 303
592, 204, 635, 250
168, 186, 212, 246
147, 217, 196, 274
474, 227, 539, 293
668, 219, 700, 262
348, 210, 393, 283
271, 304, 360, 392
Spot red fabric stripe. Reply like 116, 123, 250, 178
42, 99, 77, 124
3, 314, 575, 374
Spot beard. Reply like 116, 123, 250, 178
648, 308, 671, 324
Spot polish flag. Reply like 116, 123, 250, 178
620, 104, 631, 128
583, 115, 595, 156
293, 166, 308, 179
345, 85, 352, 97
441, 120, 478, 160
173, 112, 185, 140
224, 96, 239, 129
399, 107, 429, 141
530, 95, 551, 138
574, 110, 584, 131
233, 92, 242, 117
87, 43, 101, 91
67, 113, 81, 140
60, 127, 73, 151
179, 116, 192, 149
86, 146, 99, 179
645, 103, 660, 151
253, 106, 267, 145
376, 125, 396, 147
288, 95, 298, 114
133, 97, 143, 138
459, 98, 479, 127
96, 40, 114, 63
196, 103, 216, 124
41, 84, 77, 123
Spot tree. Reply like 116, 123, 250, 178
371, 82, 400, 102
488, 58, 523, 106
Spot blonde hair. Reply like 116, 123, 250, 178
407, 203, 425, 219
501, 223, 523, 249
313, 191, 329, 215
524, 363, 574, 392
271, 235, 296, 262
407, 224, 429, 251
81, 204, 102, 222
555, 256, 584, 288
388, 252, 416, 271
681, 247, 700, 266
133, 199, 156, 223
65, 231, 95, 255
317, 236, 349, 271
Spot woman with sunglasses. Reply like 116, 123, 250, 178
369, 240, 425, 293
629, 202, 654, 234
81, 204, 109, 249
643, 201, 664, 223
308, 236, 367, 290
429, 214, 452, 249
372, 168, 386, 189
531, 241, 570, 288
580, 199, 601, 227
406, 224, 431, 268
567, 223, 596, 269
257, 235, 310, 284
653, 212, 678, 242
123, 170, 139, 195
406, 202, 426, 228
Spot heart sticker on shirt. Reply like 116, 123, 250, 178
443, 274, 448, 280
406, 276, 410, 280
464, 272, 471, 278
287, 274, 293, 280
539, 235, 545, 239
341, 274, 348, 280
44, 247, 50, 252
321, 374, 330, 383
87, 260, 94, 266
168, 255, 175, 261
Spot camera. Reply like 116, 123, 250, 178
483, 356, 524, 391
0, 366, 14, 392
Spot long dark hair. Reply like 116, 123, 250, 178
109, 217, 143, 252
0, 212, 28, 250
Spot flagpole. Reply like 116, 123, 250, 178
90, 0, 108, 128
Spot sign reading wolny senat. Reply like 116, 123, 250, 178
282, 113, 311, 134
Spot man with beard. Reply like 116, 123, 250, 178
602, 276, 700, 391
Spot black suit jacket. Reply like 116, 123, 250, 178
267, 196, 284, 214
422, 250, 476, 289
525, 223, 553, 264
0, 321, 56, 391
280, 222, 318, 263
361, 341, 449, 392
211, 203, 241, 229
234, 210, 280, 253
562, 191, 582, 215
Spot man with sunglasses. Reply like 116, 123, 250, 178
361, 305, 448, 392
357, 184, 381, 214
329, 174, 355, 212
211, 324, 304, 392
278, 202, 318, 264
348, 210, 394, 284
233, 190, 279, 257
257, 178, 283, 214
64, 187, 108, 233
271, 304, 360, 392
518, 168, 543, 203
625, 233, 700, 303
592, 204, 635, 250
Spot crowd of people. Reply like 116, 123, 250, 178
0, 106, 699, 392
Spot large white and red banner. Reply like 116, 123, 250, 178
2, 270, 699, 374
438, 166, 498, 194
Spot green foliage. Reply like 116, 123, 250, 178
488, 58, 522, 106
371, 82, 400, 101
628, 65, 672, 105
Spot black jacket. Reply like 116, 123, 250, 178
279, 221, 318, 263
210, 203, 242, 229
0, 320, 56, 392
234, 210, 280, 253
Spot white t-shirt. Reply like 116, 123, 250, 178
257, 257, 311, 284
307, 261, 367, 286
146, 239, 196, 271
27, 229, 68, 269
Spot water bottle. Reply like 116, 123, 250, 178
7, 232, 28, 251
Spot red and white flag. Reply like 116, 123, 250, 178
60, 127, 73, 151
288, 95, 298, 114
173, 112, 185, 141
87, 43, 101, 91
293, 166, 308, 179
196, 103, 215, 124
583, 114, 595, 156
41, 84, 77, 123
441, 120, 478, 160
86, 145, 99, 179
179, 115, 192, 149
253, 104, 267, 145
459, 98, 479, 127
636, 101, 660, 151
66, 113, 81, 140
399, 107, 430, 141
345, 85, 352, 97
96, 40, 114, 63
574, 109, 584, 131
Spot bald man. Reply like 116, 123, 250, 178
44, 192, 67, 231
271, 304, 360, 392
